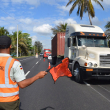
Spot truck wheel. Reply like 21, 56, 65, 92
73, 63, 83, 83
52, 56, 56, 65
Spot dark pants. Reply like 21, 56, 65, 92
0, 99, 20, 110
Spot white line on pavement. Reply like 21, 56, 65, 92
25, 71, 30, 77
24, 59, 41, 77
84, 81, 110, 103
83, 81, 90, 86
98, 85, 110, 93
36, 62, 39, 64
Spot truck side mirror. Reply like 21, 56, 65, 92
109, 40, 110, 48
67, 38, 70, 47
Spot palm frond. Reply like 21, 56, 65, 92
105, 22, 110, 29
69, 0, 80, 15
88, 0, 95, 18
93, 0, 104, 10
80, 0, 84, 19
66, 0, 75, 7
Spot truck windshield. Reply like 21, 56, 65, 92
78, 37, 108, 47
44, 50, 50, 52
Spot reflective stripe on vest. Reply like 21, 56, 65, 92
0, 91, 19, 97
0, 57, 19, 97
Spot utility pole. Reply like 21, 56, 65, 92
17, 25, 18, 57
37, 43, 38, 54
34, 43, 35, 55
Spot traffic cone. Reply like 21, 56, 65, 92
48, 62, 51, 69
44, 58, 45, 62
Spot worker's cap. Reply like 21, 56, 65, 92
0, 35, 11, 49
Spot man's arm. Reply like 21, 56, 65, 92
17, 71, 47, 89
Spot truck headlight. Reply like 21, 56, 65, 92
94, 63, 97, 67
88, 62, 93, 67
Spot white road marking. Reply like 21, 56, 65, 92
36, 62, 39, 64
98, 85, 110, 93
84, 81, 110, 103
83, 81, 90, 86
25, 71, 30, 77
24, 59, 41, 77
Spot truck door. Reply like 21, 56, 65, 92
71, 36, 78, 60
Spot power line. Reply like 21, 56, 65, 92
0, 7, 23, 25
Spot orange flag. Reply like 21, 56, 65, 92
49, 58, 72, 82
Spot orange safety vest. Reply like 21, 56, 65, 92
0, 56, 19, 102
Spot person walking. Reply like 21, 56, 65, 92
0, 35, 47, 110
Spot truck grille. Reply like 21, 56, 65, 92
100, 54, 110, 67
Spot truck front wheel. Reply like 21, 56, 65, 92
73, 63, 83, 83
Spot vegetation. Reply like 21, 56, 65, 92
66, 0, 104, 25
0, 27, 43, 57
35, 41, 43, 54
105, 21, 110, 41
51, 23, 67, 35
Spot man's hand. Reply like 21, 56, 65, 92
37, 71, 47, 79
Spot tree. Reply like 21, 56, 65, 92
10, 31, 31, 56
66, 0, 104, 25
0, 27, 9, 36
51, 23, 67, 35
35, 41, 43, 54
105, 21, 110, 41
105, 22, 110, 29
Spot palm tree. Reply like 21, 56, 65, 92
105, 21, 110, 41
66, 0, 104, 25
10, 31, 29, 56
0, 27, 9, 36
105, 22, 110, 29
51, 23, 67, 35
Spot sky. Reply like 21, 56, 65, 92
0, 0, 110, 49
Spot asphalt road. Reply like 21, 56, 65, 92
17, 56, 110, 110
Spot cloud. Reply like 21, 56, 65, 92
29, 7, 34, 9
19, 18, 32, 24
30, 35, 37, 45
55, 18, 77, 25
0, 17, 14, 20
10, 0, 40, 7
8, 26, 16, 31
33, 24, 52, 35
57, 4, 71, 12
92, 17, 102, 26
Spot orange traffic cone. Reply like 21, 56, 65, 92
44, 58, 45, 62
48, 62, 51, 69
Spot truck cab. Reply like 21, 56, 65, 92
64, 24, 110, 83
43, 49, 51, 58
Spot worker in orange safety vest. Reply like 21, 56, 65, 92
0, 35, 47, 110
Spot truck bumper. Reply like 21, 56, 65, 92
80, 67, 110, 80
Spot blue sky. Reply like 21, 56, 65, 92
0, 0, 110, 49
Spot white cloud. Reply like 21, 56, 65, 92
92, 17, 102, 26
33, 24, 52, 35
8, 26, 16, 31
19, 18, 32, 24
55, 18, 77, 25
10, 0, 40, 7
31, 35, 37, 45
57, 4, 71, 12
29, 7, 34, 9
0, 16, 14, 20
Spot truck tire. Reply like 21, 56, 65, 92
73, 63, 83, 83
52, 56, 57, 65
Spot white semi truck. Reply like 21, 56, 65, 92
64, 24, 110, 83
